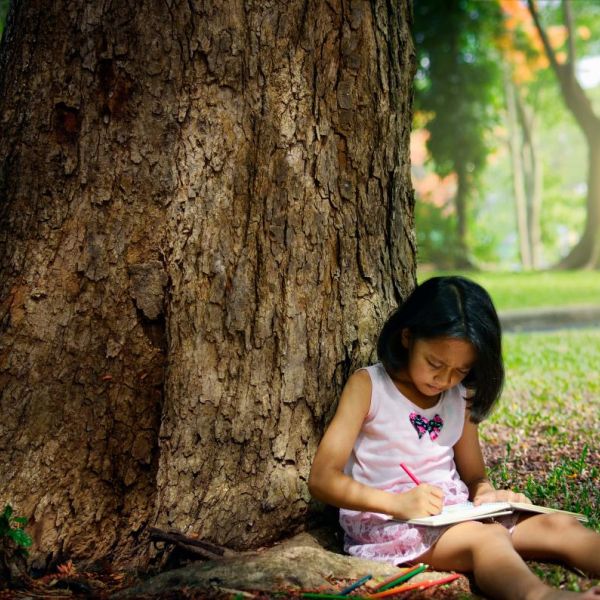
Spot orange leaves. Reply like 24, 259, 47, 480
577, 25, 591, 41
410, 129, 458, 212
497, 0, 577, 84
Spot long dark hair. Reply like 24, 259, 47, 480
377, 276, 504, 422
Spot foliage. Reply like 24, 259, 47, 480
412, 0, 506, 266
482, 327, 600, 594
413, 0, 600, 269
413, 0, 504, 180
0, 504, 32, 553
415, 202, 461, 269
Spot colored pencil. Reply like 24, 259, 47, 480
339, 574, 373, 595
302, 593, 367, 600
366, 573, 461, 598
373, 563, 427, 592
370, 568, 411, 592
399, 463, 420, 486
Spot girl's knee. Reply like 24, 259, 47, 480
534, 513, 582, 534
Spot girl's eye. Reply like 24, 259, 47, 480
427, 360, 442, 369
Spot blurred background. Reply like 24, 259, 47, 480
413, 0, 600, 274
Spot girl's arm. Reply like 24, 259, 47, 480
308, 370, 444, 519
454, 411, 529, 505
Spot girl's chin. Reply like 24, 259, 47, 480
424, 384, 443, 395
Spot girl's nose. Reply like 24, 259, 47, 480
436, 369, 453, 386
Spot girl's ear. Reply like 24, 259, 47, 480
401, 328, 411, 349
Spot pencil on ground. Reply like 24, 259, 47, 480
339, 574, 373, 595
366, 573, 462, 599
372, 563, 427, 592
370, 567, 411, 591
302, 593, 367, 600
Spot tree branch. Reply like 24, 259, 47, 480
527, 0, 599, 138
562, 0, 576, 77
526, 0, 563, 80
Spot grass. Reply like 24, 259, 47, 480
480, 328, 600, 594
484, 329, 600, 525
417, 270, 600, 311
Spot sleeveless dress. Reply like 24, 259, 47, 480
339, 363, 515, 565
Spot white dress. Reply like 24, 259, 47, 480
339, 363, 516, 565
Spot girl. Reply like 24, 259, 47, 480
309, 276, 600, 600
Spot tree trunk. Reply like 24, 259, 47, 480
557, 140, 600, 269
528, 0, 600, 269
0, 0, 416, 566
505, 74, 544, 270
504, 75, 532, 270
453, 162, 473, 269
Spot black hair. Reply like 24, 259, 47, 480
377, 276, 504, 423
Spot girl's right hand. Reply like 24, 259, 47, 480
392, 484, 445, 519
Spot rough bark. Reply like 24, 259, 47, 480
0, 0, 416, 565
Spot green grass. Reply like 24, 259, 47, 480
480, 328, 600, 593
417, 270, 600, 311
483, 328, 600, 527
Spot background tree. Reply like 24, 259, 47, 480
0, 0, 416, 565
412, 0, 503, 268
528, 0, 600, 269
497, 0, 558, 270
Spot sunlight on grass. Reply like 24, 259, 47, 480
482, 329, 600, 530
418, 270, 600, 311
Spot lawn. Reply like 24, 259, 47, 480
482, 327, 600, 593
417, 270, 600, 311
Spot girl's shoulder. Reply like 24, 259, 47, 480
350, 363, 390, 419
354, 362, 386, 381
337, 369, 373, 423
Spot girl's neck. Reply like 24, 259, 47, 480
390, 370, 441, 410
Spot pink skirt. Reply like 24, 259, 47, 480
339, 479, 518, 565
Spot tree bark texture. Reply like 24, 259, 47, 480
0, 0, 416, 564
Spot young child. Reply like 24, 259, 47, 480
309, 276, 600, 600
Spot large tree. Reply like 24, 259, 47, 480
0, 0, 416, 566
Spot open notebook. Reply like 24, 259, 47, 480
404, 501, 588, 526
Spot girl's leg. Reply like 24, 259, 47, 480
512, 514, 600, 576
417, 521, 600, 600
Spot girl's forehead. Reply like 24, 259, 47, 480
416, 336, 476, 364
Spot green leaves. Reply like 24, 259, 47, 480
0, 504, 32, 551
413, 0, 504, 179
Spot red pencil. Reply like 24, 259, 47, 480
400, 463, 420, 486
366, 573, 461, 598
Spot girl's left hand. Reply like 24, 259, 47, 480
473, 489, 531, 506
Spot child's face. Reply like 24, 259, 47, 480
403, 332, 476, 397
